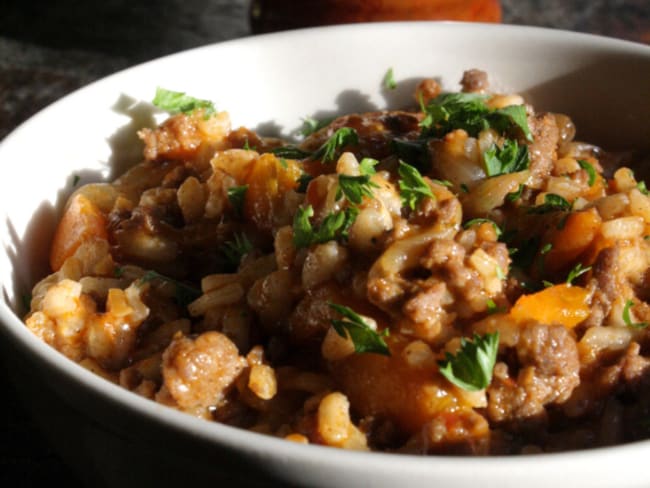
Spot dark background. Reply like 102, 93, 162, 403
1, 0, 649, 485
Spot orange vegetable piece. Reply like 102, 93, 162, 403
510, 284, 590, 329
50, 193, 108, 271
544, 208, 601, 273
243, 153, 302, 231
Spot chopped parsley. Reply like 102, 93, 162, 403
139, 270, 201, 307
297, 173, 313, 193
622, 299, 649, 329
301, 116, 332, 137
486, 299, 505, 314
638, 180, 649, 196
483, 139, 530, 177
398, 160, 434, 210
506, 183, 525, 202
311, 127, 359, 163
383, 67, 397, 90
540, 242, 553, 254
221, 233, 253, 269
463, 218, 502, 238
292, 205, 357, 249
578, 160, 597, 186
527, 193, 572, 214
72, 174, 80, 187
438, 332, 500, 392
227, 185, 248, 216
270, 146, 312, 159
337, 174, 379, 205
566, 262, 591, 285
328, 303, 390, 356
152, 87, 216, 117
420, 92, 532, 141
460, 183, 470, 194
242, 138, 256, 151
359, 157, 379, 176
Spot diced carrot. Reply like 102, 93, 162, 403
510, 283, 590, 329
50, 193, 108, 271
544, 208, 601, 272
243, 153, 302, 230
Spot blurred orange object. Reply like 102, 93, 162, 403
250, 0, 502, 33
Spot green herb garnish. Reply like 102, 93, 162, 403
398, 160, 434, 210
438, 332, 500, 391
506, 183, 525, 202
227, 185, 248, 216
359, 157, 379, 176
152, 87, 216, 117
420, 93, 532, 141
297, 173, 313, 193
72, 174, 80, 187
622, 299, 649, 329
270, 146, 312, 159
383, 67, 397, 90
566, 262, 591, 285
301, 116, 333, 137
486, 299, 505, 315
311, 127, 359, 163
638, 181, 649, 196
337, 174, 379, 205
527, 193, 572, 214
463, 218, 502, 238
328, 303, 390, 356
483, 139, 530, 177
578, 160, 597, 187
292, 205, 358, 249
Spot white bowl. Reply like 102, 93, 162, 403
1, 22, 650, 488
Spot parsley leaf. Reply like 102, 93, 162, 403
337, 174, 379, 205
527, 193, 572, 214
292, 205, 358, 249
490, 105, 533, 142
438, 332, 500, 391
506, 183, 525, 202
359, 157, 379, 176
221, 233, 253, 269
578, 160, 597, 186
227, 185, 248, 216
420, 92, 532, 141
398, 160, 434, 210
622, 299, 649, 329
297, 173, 313, 193
486, 299, 505, 314
270, 146, 312, 159
383, 67, 397, 90
420, 92, 490, 136
566, 262, 591, 285
301, 116, 333, 137
72, 174, 80, 187
311, 127, 359, 163
152, 87, 216, 117
328, 303, 390, 356
139, 270, 201, 307
483, 139, 530, 177
463, 218, 502, 237
638, 180, 649, 196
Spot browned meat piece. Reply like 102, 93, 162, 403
300, 111, 422, 164
527, 112, 560, 187
414, 78, 442, 105
157, 331, 246, 417
460, 69, 488, 93
487, 322, 580, 425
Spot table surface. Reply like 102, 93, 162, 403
1, 0, 649, 484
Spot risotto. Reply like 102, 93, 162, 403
24, 69, 650, 454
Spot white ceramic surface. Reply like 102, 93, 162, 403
1, 22, 650, 488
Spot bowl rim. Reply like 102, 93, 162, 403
2, 20, 650, 477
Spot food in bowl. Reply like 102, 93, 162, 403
23, 69, 650, 455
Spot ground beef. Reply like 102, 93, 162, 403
487, 322, 580, 426
527, 113, 560, 187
